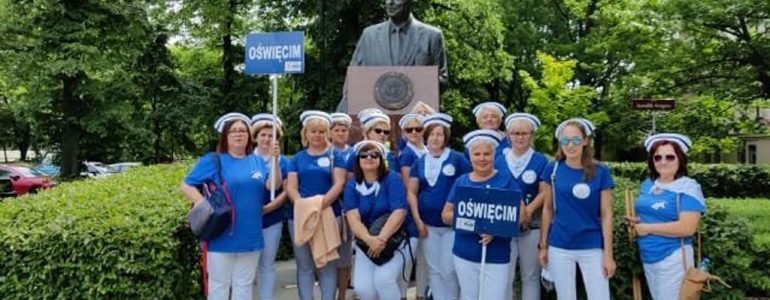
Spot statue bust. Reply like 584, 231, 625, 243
337, 0, 448, 112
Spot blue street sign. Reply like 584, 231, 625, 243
453, 186, 521, 238
245, 31, 305, 74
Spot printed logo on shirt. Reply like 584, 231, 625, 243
522, 170, 537, 184
317, 157, 331, 167
572, 183, 591, 200
442, 164, 456, 176
652, 201, 666, 210
251, 171, 264, 180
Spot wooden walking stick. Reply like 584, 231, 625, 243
625, 188, 642, 300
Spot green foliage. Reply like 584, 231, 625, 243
607, 162, 770, 198
611, 179, 770, 299
0, 164, 201, 299
712, 198, 770, 248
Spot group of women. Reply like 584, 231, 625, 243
182, 102, 706, 300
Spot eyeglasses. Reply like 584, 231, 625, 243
510, 131, 532, 137
559, 136, 583, 146
653, 154, 677, 162
373, 128, 391, 135
404, 127, 423, 134
228, 128, 249, 135
358, 152, 382, 160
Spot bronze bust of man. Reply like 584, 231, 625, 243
337, 0, 448, 112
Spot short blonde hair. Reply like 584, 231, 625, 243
411, 101, 436, 116
301, 118, 331, 148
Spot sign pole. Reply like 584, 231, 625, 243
478, 244, 487, 300
652, 111, 657, 134
269, 74, 279, 202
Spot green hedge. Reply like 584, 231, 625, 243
0, 163, 201, 299
608, 162, 770, 198
609, 178, 770, 299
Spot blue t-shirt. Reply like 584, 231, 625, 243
289, 149, 346, 218
494, 150, 549, 227
399, 144, 425, 173
344, 171, 408, 228
410, 150, 472, 227
335, 146, 355, 166
259, 155, 290, 228
448, 171, 520, 264
184, 153, 268, 252
541, 161, 615, 250
345, 149, 400, 173
635, 179, 706, 264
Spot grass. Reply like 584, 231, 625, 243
710, 198, 770, 247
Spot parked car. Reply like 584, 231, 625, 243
0, 174, 15, 198
81, 161, 115, 179
0, 164, 57, 196
108, 162, 141, 173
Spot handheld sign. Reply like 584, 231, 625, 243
453, 186, 522, 238
245, 31, 305, 74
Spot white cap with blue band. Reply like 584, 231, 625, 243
214, 112, 251, 133
463, 129, 503, 149
299, 110, 332, 127
644, 133, 692, 153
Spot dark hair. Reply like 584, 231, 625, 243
352, 144, 389, 184
423, 124, 451, 147
216, 120, 255, 154
554, 120, 597, 181
647, 140, 688, 180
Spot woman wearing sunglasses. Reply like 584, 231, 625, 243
538, 118, 616, 300
399, 113, 427, 184
407, 113, 471, 300
344, 141, 413, 300
624, 133, 705, 300
494, 113, 549, 300
345, 110, 400, 172
249, 113, 291, 300
286, 111, 347, 300
441, 129, 520, 300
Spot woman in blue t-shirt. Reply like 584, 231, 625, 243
398, 113, 427, 186
494, 113, 548, 300
625, 133, 705, 300
407, 113, 470, 300
181, 113, 281, 300
538, 118, 616, 300
249, 113, 291, 300
345, 140, 412, 300
285, 111, 346, 300
441, 129, 521, 300
330, 112, 355, 300
471, 101, 509, 157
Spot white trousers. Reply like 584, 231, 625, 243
289, 219, 339, 300
207, 251, 261, 300
507, 229, 541, 300
416, 240, 428, 298
257, 222, 282, 300
643, 245, 694, 300
353, 241, 409, 300
453, 255, 510, 300
422, 226, 459, 300
398, 237, 418, 297
547, 246, 610, 300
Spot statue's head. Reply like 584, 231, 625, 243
385, 0, 413, 21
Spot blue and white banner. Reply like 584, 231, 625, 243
453, 186, 521, 238
244, 31, 305, 74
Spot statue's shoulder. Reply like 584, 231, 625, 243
362, 21, 390, 35
412, 18, 443, 35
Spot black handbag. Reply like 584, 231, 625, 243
188, 153, 234, 241
355, 212, 408, 266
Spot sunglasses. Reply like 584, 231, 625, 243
653, 154, 677, 162
373, 128, 391, 135
404, 127, 423, 134
559, 136, 583, 146
358, 152, 382, 160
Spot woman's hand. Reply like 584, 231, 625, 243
634, 223, 651, 236
270, 140, 281, 157
520, 204, 532, 230
603, 254, 616, 279
623, 216, 639, 228
478, 234, 493, 246
415, 219, 428, 239
366, 235, 386, 258
538, 246, 548, 267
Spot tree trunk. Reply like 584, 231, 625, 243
60, 73, 83, 179
221, 0, 237, 112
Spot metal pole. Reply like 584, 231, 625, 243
270, 74, 278, 202
652, 111, 657, 134
478, 244, 487, 300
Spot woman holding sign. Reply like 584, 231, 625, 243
625, 133, 705, 300
494, 113, 548, 300
407, 113, 471, 300
441, 129, 522, 300
344, 140, 413, 300
538, 118, 616, 300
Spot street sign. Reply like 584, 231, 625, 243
631, 98, 676, 110
453, 186, 521, 238
244, 31, 305, 74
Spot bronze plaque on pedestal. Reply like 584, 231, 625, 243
345, 66, 439, 115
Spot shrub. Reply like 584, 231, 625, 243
610, 178, 770, 299
608, 162, 770, 198
0, 163, 201, 299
